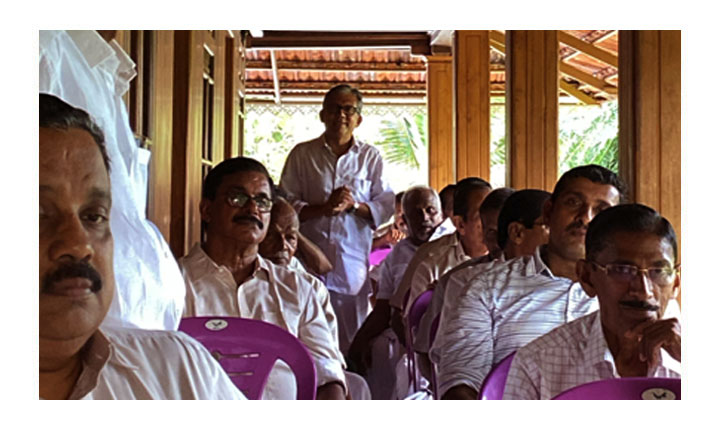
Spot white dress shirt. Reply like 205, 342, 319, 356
39, 30, 186, 331
389, 232, 471, 315
503, 310, 681, 399
62, 327, 246, 400
415, 254, 498, 354
376, 238, 421, 300
279, 134, 395, 296
432, 246, 599, 397
179, 244, 346, 399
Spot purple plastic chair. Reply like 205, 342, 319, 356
405, 290, 434, 393
553, 377, 681, 400
369, 245, 393, 267
478, 352, 516, 400
179, 317, 317, 400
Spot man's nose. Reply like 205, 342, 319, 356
576, 203, 594, 225
629, 270, 655, 299
48, 214, 94, 262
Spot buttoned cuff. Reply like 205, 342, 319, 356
315, 357, 347, 394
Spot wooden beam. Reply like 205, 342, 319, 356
489, 30, 506, 54
559, 62, 617, 94
454, 31, 491, 181
427, 56, 455, 190
246, 59, 427, 72
558, 31, 619, 68
559, 80, 599, 105
247, 31, 431, 55
269, 50, 281, 104
246, 80, 428, 91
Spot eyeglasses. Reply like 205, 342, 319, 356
590, 261, 680, 286
225, 190, 273, 213
326, 104, 360, 116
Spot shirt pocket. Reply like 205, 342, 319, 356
345, 177, 372, 201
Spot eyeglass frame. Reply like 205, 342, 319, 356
589, 261, 680, 286
225, 189, 273, 213
325, 104, 361, 116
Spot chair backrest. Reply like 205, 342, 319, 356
553, 377, 681, 400
407, 290, 434, 338
179, 317, 317, 400
478, 352, 516, 400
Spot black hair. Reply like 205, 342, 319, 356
497, 189, 552, 250
39, 93, 110, 173
439, 184, 456, 214
479, 187, 515, 217
323, 84, 363, 114
552, 164, 626, 203
585, 203, 678, 262
453, 177, 492, 220
395, 191, 405, 206
202, 157, 275, 201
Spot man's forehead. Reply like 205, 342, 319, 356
222, 171, 271, 192
326, 91, 357, 105
558, 178, 618, 201
598, 232, 674, 263
40, 128, 109, 185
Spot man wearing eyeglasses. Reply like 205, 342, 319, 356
279, 84, 395, 355
435, 165, 625, 399
503, 204, 681, 399
179, 157, 347, 400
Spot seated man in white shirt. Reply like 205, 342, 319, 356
179, 157, 346, 400
504, 204, 681, 399
418, 189, 551, 366
258, 197, 371, 400
435, 165, 625, 399
347, 186, 444, 398
39, 94, 244, 400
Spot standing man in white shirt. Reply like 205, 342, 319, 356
503, 204, 681, 399
435, 164, 625, 399
180, 157, 347, 400
279, 84, 395, 355
39, 94, 244, 400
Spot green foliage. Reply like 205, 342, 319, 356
374, 112, 427, 170
558, 101, 619, 174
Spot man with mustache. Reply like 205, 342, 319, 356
279, 84, 395, 355
258, 197, 372, 400
39, 93, 245, 399
179, 157, 347, 400
503, 204, 681, 399
346, 186, 444, 399
436, 165, 624, 399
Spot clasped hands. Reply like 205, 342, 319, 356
324, 186, 356, 216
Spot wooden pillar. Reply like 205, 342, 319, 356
147, 31, 175, 241
505, 30, 558, 190
426, 55, 455, 191
619, 30, 681, 254
170, 31, 204, 257
454, 30, 491, 181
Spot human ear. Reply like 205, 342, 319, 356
356, 114, 363, 127
508, 221, 524, 245
452, 215, 465, 236
542, 199, 553, 227
577, 259, 597, 298
200, 198, 213, 224
670, 272, 680, 299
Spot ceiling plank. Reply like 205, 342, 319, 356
559, 80, 599, 105
489, 30, 506, 53
246, 59, 427, 72
558, 31, 618, 68
559, 62, 617, 94
247, 31, 431, 55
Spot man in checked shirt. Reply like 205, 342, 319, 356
434, 164, 625, 399
503, 204, 680, 399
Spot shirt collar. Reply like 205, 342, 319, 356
65, 31, 136, 96
321, 133, 360, 154
190, 242, 269, 284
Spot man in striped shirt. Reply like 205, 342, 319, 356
503, 204, 681, 399
434, 165, 625, 399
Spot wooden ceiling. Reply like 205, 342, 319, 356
244, 30, 619, 105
